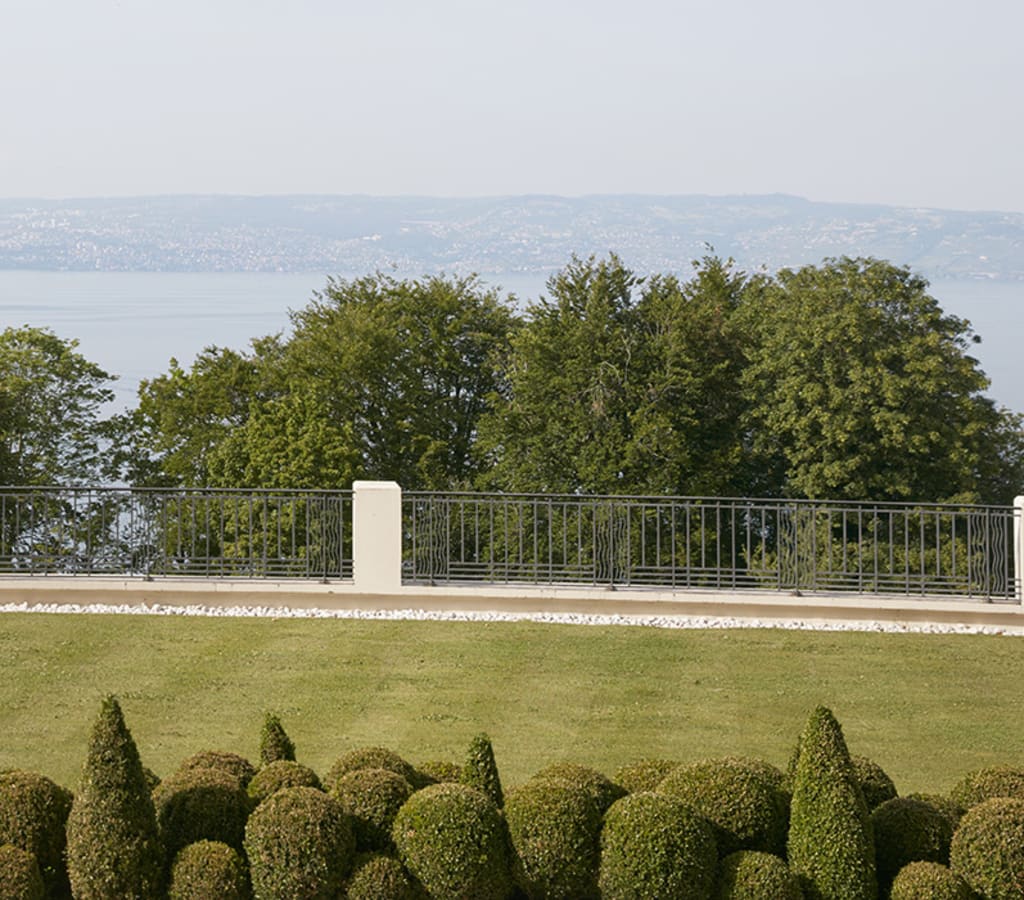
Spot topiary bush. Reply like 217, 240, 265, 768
614, 759, 679, 794
330, 767, 413, 852
462, 733, 504, 808
324, 747, 420, 793
258, 713, 296, 766
0, 843, 45, 900
415, 760, 462, 786
530, 762, 626, 814
949, 796, 1024, 899
244, 785, 354, 900
504, 778, 602, 899
247, 760, 322, 806
871, 796, 955, 892
176, 751, 256, 789
713, 850, 803, 900
65, 696, 164, 900
153, 766, 253, 858
346, 852, 426, 900
658, 758, 788, 858
786, 706, 876, 900
851, 754, 898, 811
950, 765, 1024, 810
599, 791, 718, 900
905, 793, 965, 834
392, 782, 513, 900
167, 840, 251, 900
889, 861, 973, 900
0, 769, 73, 898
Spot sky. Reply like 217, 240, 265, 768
2, 0, 1023, 212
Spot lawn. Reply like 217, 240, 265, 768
1, 610, 1021, 795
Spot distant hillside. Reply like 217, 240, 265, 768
1, 194, 1022, 281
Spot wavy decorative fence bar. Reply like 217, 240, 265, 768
404, 492, 1021, 601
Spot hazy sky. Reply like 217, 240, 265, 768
3, 0, 1022, 212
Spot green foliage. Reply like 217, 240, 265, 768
871, 797, 955, 892
345, 852, 425, 900
504, 778, 602, 899
949, 797, 1024, 899
243, 785, 354, 900
65, 696, 164, 900
713, 850, 803, 900
787, 706, 876, 900
247, 760, 322, 806
152, 766, 252, 857
391, 782, 513, 900
168, 840, 251, 900
0, 843, 45, 900
330, 767, 412, 852
461, 732, 504, 808
530, 762, 626, 814
905, 793, 966, 832
324, 746, 420, 793
599, 791, 718, 900
851, 754, 898, 810
889, 862, 973, 900
613, 758, 679, 794
176, 750, 256, 789
950, 765, 1024, 810
415, 760, 461, 786
658, 757, 789, 857
258, 713, 295, 766
0, 770, 72, 898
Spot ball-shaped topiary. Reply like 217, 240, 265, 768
325, 747, 419, 793
530, 763, 626, 814
415, 760, 461, 786
0, 769, 73, 898
504, 778, 602, 899
461, 733, 504, 808
0, 844, 45, 900
613, 759, 679, 794
714, 850, 803, 900
657, 758, 788, 857
949, 796, 1024, 899
851, 754, 898, 811
247, 760, 322, 806
66, 696, 164, 900
905, 793, 965, 833
346, 852, 425, 900
176, 751, 256, 789
889, 861, 973, 900
392, 782, 513, 900
244, 786, 355, 900
168, 840, 251, 900
153, 766, 253, 857
258, 713, 295, 766
331, 767, 413, 852
871, 796, 955, 891
950, 765, 1024, 810
599, 792, 717, 900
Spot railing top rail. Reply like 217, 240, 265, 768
0, 485, 353, 497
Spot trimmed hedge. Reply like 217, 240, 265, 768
324, 747, 420, 793
870, 796, 954, 891
247, 760, 322, 806
0, 769, 73, 898
331, 767, 413, 852
950, 765, 1024, 810
949, 796, 1024, 899
905, 792, 965, 833
153, 766, 252, 857
392, 782, 513, 900
889, 861, 973, 900
850, 754, 898, 811
462, 733, 504, 808
415, 760, 462, 786
258, 713, 295, 766
244, 785, 354, 900
530, 762, 626, 814
176, 751, 256, 789
504, 778, 602, 899
0, 843, 45, 900
714, 850, 802, 900
614, 759, 679, 794
168, 840, 251, 900
346, 852, 425, 900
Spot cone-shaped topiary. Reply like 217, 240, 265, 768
247, 760, 322, 806
0, 843, 45, 900
258, 713, 295, 766
346, 852, 426, 900
870, 797, 955, 892
324, 747, 420, 793
613, 759, 679, 794
599, 791, 717, 900
392, 782, 513, 900
168, 840, 251, 900
530, 762, 626, 814
331, 767, 413, 852
65, 696, 164, 900
461, 733, 504, 808
153, 766, 253, 858
950, 765, 1024, 810
415, 760, 461, 786
245, 785, 354, 900
949, 796, 1024, 899
0, 769, 73, 898
851, 755, 898, 811
504, 778, 602, 899
175, 751, 256, 789
714, 850, 803, 900
786, 706, 876, 900
889, 861, 973, 900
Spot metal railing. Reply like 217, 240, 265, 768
0, 486, 353, 580
404, 492, 1020, 601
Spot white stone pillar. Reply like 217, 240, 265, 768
353, 481, 403, 593
1015, 495, 1024, 604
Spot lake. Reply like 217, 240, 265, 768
0, 270, 1020, 414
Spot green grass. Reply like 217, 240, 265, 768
1, 611, 1022, 795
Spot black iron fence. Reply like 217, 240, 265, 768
404, 492, 1020, 601
0, 486, 353, 580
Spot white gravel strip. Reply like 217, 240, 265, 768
1, 601, 1021, 635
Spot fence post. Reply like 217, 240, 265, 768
353, 481, 403, 593
1015, 495, 1024, 604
